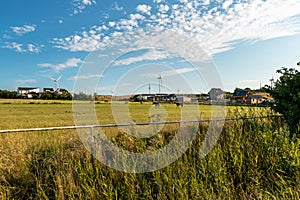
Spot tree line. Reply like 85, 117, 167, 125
0, 89, 94, 101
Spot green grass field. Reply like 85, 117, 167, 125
0, 99, 299, 199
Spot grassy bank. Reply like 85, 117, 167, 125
0, 100, 298, 199
0, 117, 299, 199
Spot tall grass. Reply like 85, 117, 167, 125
0, 110, 299, 199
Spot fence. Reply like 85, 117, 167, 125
0, 115, 282, 135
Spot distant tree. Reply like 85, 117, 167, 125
267, 64, 300, 139
73, 92, 92, 101
0, 90, 17, 99
40, 91, 54, 100
59, 91, 72, 100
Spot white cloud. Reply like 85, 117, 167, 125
27, 44, 42, 53
11, 24, 36, 36
222, 0, 232, 10
72, 0, 96, 15
69, 74, 103, 80
136, 4, 152, 15
201, 0, 210, 6
54, 0, 300, 61
113, 1, 123, 11
38, 58, 82, 72
153, 0, 164, 3
158, 4, 169, 13
2, 42, 41, 53
53, 30, 103, 52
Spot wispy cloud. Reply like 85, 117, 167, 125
69, 74, 103, 80
2, 42, 42, 53
71, 0, 96, 15
153, 0, 164, 3
54, 0, 300, 61
38, 58, 82, 72
113, 49, 171, 66
16, 79, 38, 85
112, 1, 123, 11
144, 67, 197, 78
11, 24, 36, 36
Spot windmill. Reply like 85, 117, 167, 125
50, 75, 62, 91
157, 74, 162, 94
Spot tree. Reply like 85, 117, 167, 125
268, 65, 300, 139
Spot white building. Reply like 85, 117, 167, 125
176, 96, 192, 103
17, 87, 40, 98
208, 88, 226, 100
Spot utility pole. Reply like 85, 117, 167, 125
148, 83, 151, 94
269, 77, 274, 89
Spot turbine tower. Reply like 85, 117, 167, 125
158, 74, 162, 94
50, 75, 62, 91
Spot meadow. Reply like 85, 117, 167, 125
0, 99, 299, 199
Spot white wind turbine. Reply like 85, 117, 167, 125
157, 74, 163, 94
50, 75, 62, 91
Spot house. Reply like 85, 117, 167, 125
131, 94, 155, 102
130, 93, 177, 103
231, 90, 251, 103
246, 92, 273, 105
43, 88, 54, 92
95, 95, 112, 102
176, 96, 192, 103
17, 87, 40, 98
247, 95, 265, 105
208, 88, 226, 100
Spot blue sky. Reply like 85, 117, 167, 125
1, 0, 300, 95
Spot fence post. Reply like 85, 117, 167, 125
90, 126, 94, 143
90, 126, 96, 172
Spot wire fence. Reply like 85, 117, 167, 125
0, 115, 282, 134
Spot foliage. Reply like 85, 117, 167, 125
73, 92, 93, 101
268, 67, 300, 139
0, 90, 17, 99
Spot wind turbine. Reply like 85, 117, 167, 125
157, 74, 162, 94
50, 75, 62, 91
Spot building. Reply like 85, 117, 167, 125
95, 95, 112, 102
176, 96, 192, 103
130, 93, 177, 103
131, 94, 155, 102
231, 90, 251, 103
246, 92, 273, 105
43, 88, 54, 92
208, 88, 226, 100
247, 95, 265, 105
17, 87, 40, 98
